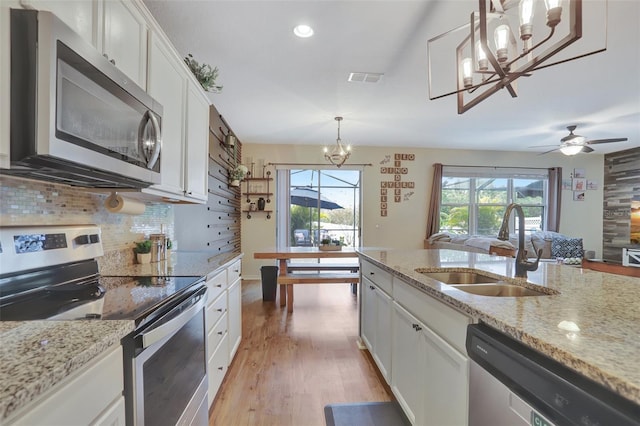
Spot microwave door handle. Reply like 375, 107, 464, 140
146, 112, 161, 170
138, 288, 207, 348
137, 111, 161, 169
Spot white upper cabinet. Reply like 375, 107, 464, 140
145, 31, 186, 198
20, 0, 95, 44
184, 81, 210, 202
101, 0, 148, 89
21, 0, 148, 89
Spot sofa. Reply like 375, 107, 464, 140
424, 231, 585, 259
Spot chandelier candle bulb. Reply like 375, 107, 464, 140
544, 0, 563, 27
475, 42, 488, 71
494, 25, 511, 62
519, 0, 535, 40
462, 58, 474, 87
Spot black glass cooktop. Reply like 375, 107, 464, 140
0, 275, 204, 325
99, 275, 204, 325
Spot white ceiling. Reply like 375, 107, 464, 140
143, 0, 640, 155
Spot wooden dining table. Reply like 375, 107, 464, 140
254, 247, 360, 312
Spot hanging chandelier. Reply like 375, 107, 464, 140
324, 117, 351, 167
427, 0, 607, 114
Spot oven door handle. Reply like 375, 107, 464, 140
137, 286, 207, 349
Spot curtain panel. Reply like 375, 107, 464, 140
425, 163, 443, 239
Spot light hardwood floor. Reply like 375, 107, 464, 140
209, 280, 393, 426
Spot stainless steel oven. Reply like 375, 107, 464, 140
122, 283, 208, 426
0, 226, 209, 426
8, 9, 162, 189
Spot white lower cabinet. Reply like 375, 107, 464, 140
361, 276, 392, 381
228, 277, 242, 360
6, 344, 125, 426
360, 259, 471, 426
205, 258, 242, 409
392, 303, 469, 426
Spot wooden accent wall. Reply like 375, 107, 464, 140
174, 104, 241, 254
602, 147, 640, 262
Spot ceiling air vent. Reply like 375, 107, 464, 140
348, 72, 384, 83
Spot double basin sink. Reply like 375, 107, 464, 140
418, 271, 551, 297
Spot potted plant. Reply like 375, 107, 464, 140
134, 240, 152, 264
229, 164, 248, 187
184, 54, 223, 93
319, 238, 341, 251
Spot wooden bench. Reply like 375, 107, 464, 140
286, 263, 360, 295
277, 272, 360, 313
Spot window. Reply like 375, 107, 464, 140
276, 168, 361, 248
439, 167, 548, 235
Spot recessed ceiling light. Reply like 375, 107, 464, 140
293, 24, 314, 38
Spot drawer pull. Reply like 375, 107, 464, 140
369, 271, 375, 275
218, 366, 224, 371
412, 323, 422, 332
217, 331, 224, 335
369, 285, 375, 290
216, 284, 222, 288
217, 308, 223, 312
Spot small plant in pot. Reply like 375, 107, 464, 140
229, 164, 248, 187
134, 240, 152, 264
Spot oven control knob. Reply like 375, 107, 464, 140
74, 235, 90, 245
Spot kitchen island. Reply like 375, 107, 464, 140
357, 248, 640, 406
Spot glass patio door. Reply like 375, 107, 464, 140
276, 168, 361, 250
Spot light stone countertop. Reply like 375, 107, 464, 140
0, 251, 242, 421
357, 248, 640, 406
99, 251, 243, 278
0, 320, 134, 421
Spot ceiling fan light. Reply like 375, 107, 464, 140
560, 145, 583, 155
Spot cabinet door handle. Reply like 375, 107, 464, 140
412, 323, 422, 331
369, 285, 375, 290
216, 308, 223, 312
218, 366, 224, 371
216, 284, 222, 288
109, 58, 115, 65
217, 331, 224, 335
369, 272, 375, 275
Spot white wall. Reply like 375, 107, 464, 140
242, 144, 604, 278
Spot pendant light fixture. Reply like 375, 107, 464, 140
323, 117, 351, 168
427, 0, 607, 114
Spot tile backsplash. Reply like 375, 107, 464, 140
0, 177, 174, 261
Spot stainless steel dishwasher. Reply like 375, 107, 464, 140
466, 324, 639, 426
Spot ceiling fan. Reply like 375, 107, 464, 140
533, 125, 629, 156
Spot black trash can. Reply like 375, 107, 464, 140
260, 266, 278, 301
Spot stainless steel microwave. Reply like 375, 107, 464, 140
8, 9, 162, 189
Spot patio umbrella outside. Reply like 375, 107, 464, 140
290, 188, 343, 210
291, 188, 343, 246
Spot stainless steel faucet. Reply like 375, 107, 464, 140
497, 203, 542, 279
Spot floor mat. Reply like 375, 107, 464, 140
324, 401, 410, 426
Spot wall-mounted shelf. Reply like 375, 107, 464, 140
243, 210, 272, 219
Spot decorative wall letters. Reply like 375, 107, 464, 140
379, 153, 415, 216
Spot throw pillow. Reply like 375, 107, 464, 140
551, 237, 584, 259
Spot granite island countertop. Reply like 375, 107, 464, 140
0, 251, 243, 421
0, 320, 134, 421
357, 248, 640, 406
